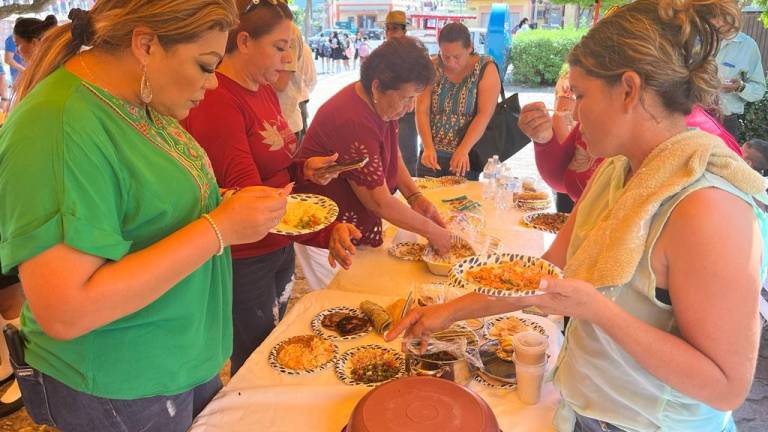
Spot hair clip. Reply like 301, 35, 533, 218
244, 0, 282, 13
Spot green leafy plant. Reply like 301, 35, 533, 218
740, 86, 768, 142
509, 28, 587, 86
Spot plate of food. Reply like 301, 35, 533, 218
486, 315, 548, 340
335, 345, 405, 387
268, 335, 338, 375
311, 306, 372, 341
522, 212, 569, 234
477, 339, 517, 385
422, 235, 477, 276
270, 194, 339, 236
413, 177, 441, 191
387, 241, 427, 261
436, 176, 468, 187
448, 253, 563, 297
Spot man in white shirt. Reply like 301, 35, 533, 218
275, 23, 317, 144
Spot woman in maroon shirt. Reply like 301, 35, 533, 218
183, 0, 360, 375
297, 37, 451, 265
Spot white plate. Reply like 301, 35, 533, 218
485, 314, 548, 340
448, 253, 563, 297
268, 335, 338, 375
310, 306, 372, 341
270, 194, 338, 236
387, 241, 426, 261
335, 344, 405, 387
522, 212, 569, 234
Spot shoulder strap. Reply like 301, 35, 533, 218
475, 59, 504, 110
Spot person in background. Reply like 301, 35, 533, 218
330, 31, 343, 73
183, 0, 361, 376
343, 33, 353, 71
715, 25, 765, 140
513, 17, 530, 34
0, 69, 8, 113
0, 1, 292, 430
520, 71, 742, 206
385, 10, 420, 177
295, 37, 451, 290
390, 1, 765, 431
743, 138, 768, 176
275, 22, 315, 144
13, 15, 58, 65
417, 22, 501, 180
4, 18, 24, 85
357, 36, 371, 64
298, 38, 317, 139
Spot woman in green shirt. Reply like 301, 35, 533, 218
0, 1, 286, 430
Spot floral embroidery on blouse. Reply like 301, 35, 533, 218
429, 55, 492, 153
345, 141, 385, 188
81, 82, 216, 210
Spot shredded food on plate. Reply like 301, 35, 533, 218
277, 336, 334, 370
465, 259, 551, 292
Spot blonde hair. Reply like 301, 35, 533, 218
569, 0, 741, 115
14, 0, 239, 104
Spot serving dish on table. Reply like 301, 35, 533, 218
268, 335, 338, 375
522, 212, 569, 234
449, 253, 563, 297
343, 376, 500, 432
270, 194, 338, 236
387, 241, 426, 261
311, 306, 372, 341
335, 344, 406, 387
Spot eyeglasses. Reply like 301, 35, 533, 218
243, 0, 284, 14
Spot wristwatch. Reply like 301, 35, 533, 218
736, 79, 747, 93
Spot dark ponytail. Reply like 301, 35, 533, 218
13, 15, 58, 42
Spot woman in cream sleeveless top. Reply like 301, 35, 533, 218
385, 1, 767, 430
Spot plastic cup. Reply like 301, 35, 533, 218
511, 331, 549, 365
512, 353, 546, 405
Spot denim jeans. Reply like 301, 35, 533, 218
417, 149, 480, 180
573, 413, 625, 432
16, 367, 221, 432
230, 246, 295, 376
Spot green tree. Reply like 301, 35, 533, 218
549, 0, 630, 27
0, 0, 55, 20
754, 0, 768, 26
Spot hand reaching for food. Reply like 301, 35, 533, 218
211, 184, 291, 246
328, 223, 362, 269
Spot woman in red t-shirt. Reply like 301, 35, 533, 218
183, 0, 360, 376
297, 37, 451, 272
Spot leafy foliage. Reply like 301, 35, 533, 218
740, 83, 768, 142
508, 27, 587, 85
0, 0, 55, 20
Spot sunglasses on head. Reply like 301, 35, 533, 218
243, 0, 285, 14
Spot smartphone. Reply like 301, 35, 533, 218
316, 156, 369, 175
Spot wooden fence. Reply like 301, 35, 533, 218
742, 11, 768, 72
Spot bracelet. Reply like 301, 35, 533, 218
201, 213, 225, 256
737, 81, 746, 93
405, 191, 423, 205
222, 187, 240, 200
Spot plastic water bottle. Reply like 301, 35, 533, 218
496, 168, 520, 210
482, 158, 497, 200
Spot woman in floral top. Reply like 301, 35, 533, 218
416, 22, 501, 179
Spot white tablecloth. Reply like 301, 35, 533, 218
326, 181, 556, 297
189, 289, 564, 432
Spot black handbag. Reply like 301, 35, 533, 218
465, 62, 531, 172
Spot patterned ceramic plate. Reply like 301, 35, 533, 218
485, 314, 548, 340
473, 373, 517, 389
448, 253, 563, 297
522, 212, 569, 234
311, 306, 372, 341
387, 242, 427, 261
436, 176, 468, 187
516, 199, 552, 212
270, 194, 339, 236
268, 335, 338, 375
335, 344, 406, 387
413, 177, 441, 191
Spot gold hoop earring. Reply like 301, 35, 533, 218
140, 64, 153, 104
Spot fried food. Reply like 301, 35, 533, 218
488, 317, 531, 340
527, 212, 568, 233
465, 259, 551, 292
276, 335, 335, 370
336, 315, 370, 336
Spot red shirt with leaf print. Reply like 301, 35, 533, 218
183, 72, 331, 259
296, 83, 399, 247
